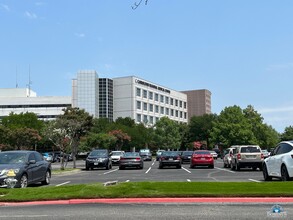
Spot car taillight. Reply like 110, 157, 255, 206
135, 158, 141, 161
120, 158, 125, 160
177, 156, 181, 160
161, 157, 165, 160
192, 154, 197, 158
261, 153, 264, 159
237, 153, 241, 160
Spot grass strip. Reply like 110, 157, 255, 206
0, 182, 293, 202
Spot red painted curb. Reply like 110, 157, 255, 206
1, 197, 293, 206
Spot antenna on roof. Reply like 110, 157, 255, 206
26, 64, 32, 97
15, 66, 18, 88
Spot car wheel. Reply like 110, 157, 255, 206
209, 165, 214, 169
159, 164, 163, 169
190, 164, 194, 169
85, 166, 89, 171
41, 170, 51, 185
177, 165, 181, 169
263, 164, 272, 181
140, 165, 144, 169
281, 165, 290, 181
223, 162, 227, 168
119, 166, 124, 170
20, 174, 28, 188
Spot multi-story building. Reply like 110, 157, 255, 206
0, 88, 71, 120
182, 89, 212, 121
72, 71, 188, 125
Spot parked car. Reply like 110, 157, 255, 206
0, 151, 51, 188
156, 150, 165, 161
209, 151, 218, 160
190, 150, 214, 169
263, 141, 293, 181
139, 149, 152, 161
223, 147, 235, 168
85, 149, 112, 170
231, 145, 263, 171
261, 149, 269, 159
159, 151, 182, 169
180, 151, 193, 163
42, 152, 53, 163
111, 151, 125, 165
119, 152, 143, 170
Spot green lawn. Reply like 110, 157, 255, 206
0, 182, 292, 202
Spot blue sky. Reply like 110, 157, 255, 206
1, 0, 293, 133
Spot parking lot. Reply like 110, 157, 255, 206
50, 158, 265, 187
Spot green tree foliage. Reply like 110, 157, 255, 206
79, 132, 117, 151
154, 117, 181, 150
108, 129, 131, 150
210, 105, 257, 147
7, 128, 41, 150
57, 107, 93, 168
281, 126, 293, 141
1, 112, 44, 131
188, 114, 217, 148
91, 118, 112, 133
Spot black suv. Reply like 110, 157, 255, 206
85, 149, 112, 170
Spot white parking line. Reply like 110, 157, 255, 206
145, 167, 151, 174
103, 168, 119, 175
215, 167, 236, 173
56, 181, 70, 187
182, 167, 191, 173
152, 161, 155, 166
187, 179, 191, 182
249, 179, 262, 183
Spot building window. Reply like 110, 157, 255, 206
137, 114, 141, 122
155, 105, 159, 113
149, 104, 153, 112
180, 101, 182, 108
160, 95, 164, 103
180, 111, 183, 118
170, 98, 174, 105
171, 109, 174, 116
149, 92, 153, 100
176, 110, 179, 117
150, 116, 154, 124
166, 108, 169, 115
184, 112, 187, 119
165, 97, 169, 104
143, 102, 147, 111
175, 99, 178, 107
160, 107, 164, 114
184, 102, 187, 109
137, 101, 141, 110
155, 93, 159, 101
143, 115, 148, 123
136, 88, 141, 97
155, 117, 159, 123
143, 90, 147, 98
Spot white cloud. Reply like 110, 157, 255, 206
259, 106, 293, 114
75, 33, 86, 38
1, 4, 10, 11
24, 11, 37, 19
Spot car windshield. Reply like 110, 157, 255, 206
0, 152, 27, 164
241, 147, 260, 153
194, 151, 210, 155
89, 150, 108, 157
182, 151, 193, 156
125, 152, 139, 157
112, 152, 124, 156
162, 151, 179, 156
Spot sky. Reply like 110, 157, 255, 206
0, 0, 293, 133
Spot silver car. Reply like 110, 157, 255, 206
223, 147, 235, 168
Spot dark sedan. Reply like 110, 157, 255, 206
85, 149, 112, 170
0, 151, 51, 188
159, 151, 182, 169
180, 151, 193, 163
119, 152, 144, 170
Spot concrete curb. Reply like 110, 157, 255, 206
1, 197, 293, 206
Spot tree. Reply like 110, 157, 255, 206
154, 117, 181, 150
57, 107, 93, 168
188, 114, 217, 148
1, 112, 44, 131
281, 126, 293, 141
8, 128, 41, 150
108, 130, 131, 150
209, 105, 257, 147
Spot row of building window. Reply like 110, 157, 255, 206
136, 101, 187, 119
136, 88, 187, 108
0, 104, 71, 109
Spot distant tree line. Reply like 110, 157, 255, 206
0, 105, 293, 169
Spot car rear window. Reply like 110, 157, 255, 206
240, 147, 260, 153
182, 151, 193, 156
193, 151, 210, 155
162, 151, 179, 156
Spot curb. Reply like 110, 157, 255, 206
1, 197, 293, 206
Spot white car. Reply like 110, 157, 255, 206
263, 141, 293, 181
110, 151, 125, 165
223, 147, 235, 168
209, 151, 218, 160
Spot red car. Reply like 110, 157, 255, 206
190, 150, 214, 169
